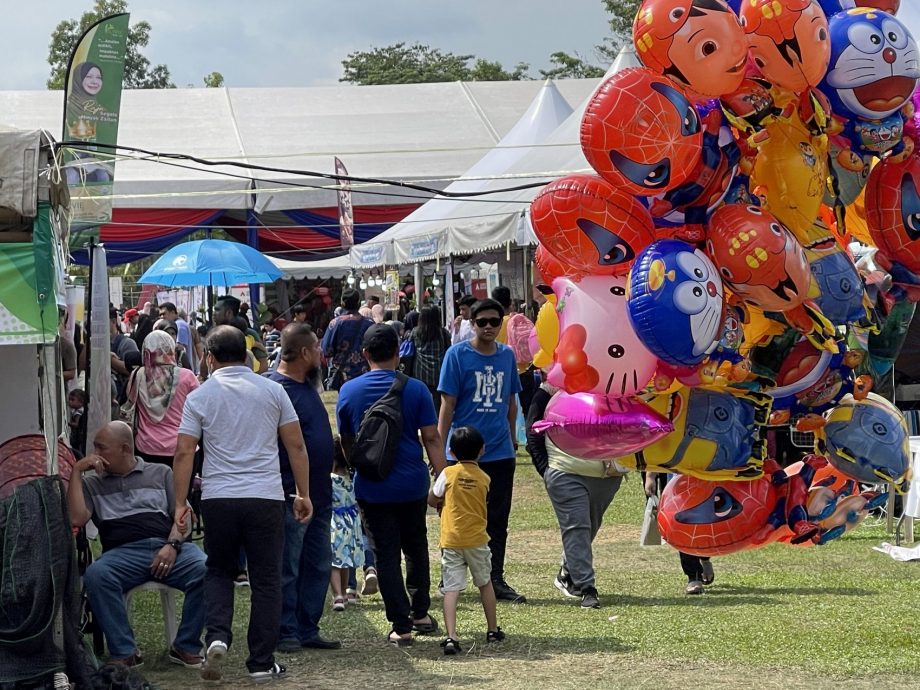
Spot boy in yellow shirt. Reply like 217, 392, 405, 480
429, 426, 505, 655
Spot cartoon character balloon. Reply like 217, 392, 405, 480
740, 0, 831, 92
820, 8, 919, 122
547, 275, 658, 397
627, 239, 726, 367
866, 153, 920, 275
531, 392, 673, 460
535, 244, 568, 285
581, 67, 703, 196
819, 392, 911, 484
633, 0, 749, 97
819, 1, 900, 16
616, 387, 772, 480
706, 204, 835, 345
530, 174, 656, 277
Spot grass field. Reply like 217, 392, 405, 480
125, 446, 920, 690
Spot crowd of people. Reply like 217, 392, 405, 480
64, 283, 713, 683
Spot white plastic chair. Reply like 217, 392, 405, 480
123, 581, 178, 647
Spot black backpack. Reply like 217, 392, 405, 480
348, 372, 408, 481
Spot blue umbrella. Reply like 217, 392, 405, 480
138, 239, 281, 288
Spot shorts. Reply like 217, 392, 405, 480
440, 544, 492, 593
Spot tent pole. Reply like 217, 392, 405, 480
413, 263, 423, 312
247, 210, 261, 311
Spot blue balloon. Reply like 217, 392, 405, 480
627, 239, 725, 367
820, 8, 919, 122
821, 393, 910, 484
810, 250, 869, 325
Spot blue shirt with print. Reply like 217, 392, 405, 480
438, 341, 522, 463
336, 369, 438, 503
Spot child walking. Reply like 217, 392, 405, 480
330, 436, 363, 611
429, 426, 505, 655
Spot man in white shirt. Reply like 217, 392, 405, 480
449, 295, 477, 345
173, 326, 313, 683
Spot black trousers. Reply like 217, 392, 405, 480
679, 551, 710, 581
481, 458, 516, 582
358, 498, 430, 635
518, 369, 536, 420
201, 498, 284, 672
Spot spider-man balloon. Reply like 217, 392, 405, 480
866, 153, 920, 275
581, 67, 703, 197
530, 174, 656, 277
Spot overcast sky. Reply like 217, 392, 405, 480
3, 0, 614, 90
4, 1, 918, 91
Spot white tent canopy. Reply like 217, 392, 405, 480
349, 78, 575, 268
347, 48, 640, 267
270, 254, 352, 280
0, 79, 598, 211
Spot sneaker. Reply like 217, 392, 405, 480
685, 580, 704, 595
332, 596, 346, 612
700, 560, 715, 586
486, 627, 506, 643
168, 646, 203, 668
360, 567, 379, 596
492, 579, 527, 604
200, 641, 227, 682
440, 637, 461, 656
234, 571, 250, 588
249, 662, 286, 683
553, 569, 581, 599
580, 587, 600, 609
111, 651, 143, 668
346, 587, 359, 603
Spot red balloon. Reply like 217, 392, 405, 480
657, 474, 777, 556
534, 245, 568, 284
581, 68, 704, 196
740, 0, 830, 92
866, 154, 920, 275
530, 174, 655, 277
633, 0, 748, 97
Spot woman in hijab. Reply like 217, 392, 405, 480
371, 303, 386, 324
124, 330, 199, 467
67, 62, 104, 116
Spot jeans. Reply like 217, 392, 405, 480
358, 498, 430, 635
544, 468, 622, 591
480, 458, 516, 582
84, 537, 206, 658
201, 498, 284, 673
280, 502, 332, 643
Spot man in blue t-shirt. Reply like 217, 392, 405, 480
438, 298, 524, 603
267, 323, 339, 652
336, 323, 448, 646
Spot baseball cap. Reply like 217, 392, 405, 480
362, 323, 398, 351
123, 308, 138, 322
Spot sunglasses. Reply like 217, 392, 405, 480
475, 317, 502, 328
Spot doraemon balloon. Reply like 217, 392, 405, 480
548, 275, 658, 397
820, 8, 919, 122
627, 239, 725, 367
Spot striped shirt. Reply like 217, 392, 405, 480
82, 458, 174, 551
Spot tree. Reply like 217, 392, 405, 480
340, 42, 529, 84
47, 0, 175, 89
596, 0, 642, 64
203, 71, 225, 88
539, 52, 606, 80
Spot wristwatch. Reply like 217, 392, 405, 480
166, 539, 183, 554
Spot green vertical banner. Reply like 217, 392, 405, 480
62, 13, 130, 246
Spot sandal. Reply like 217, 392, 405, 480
387, 630, 413, 647
412, 614, 439, 635
440, 637, 461, 656
332, 596, 346, 612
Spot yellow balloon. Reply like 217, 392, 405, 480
531, 295, 558, 371
752, 114, 828, 238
